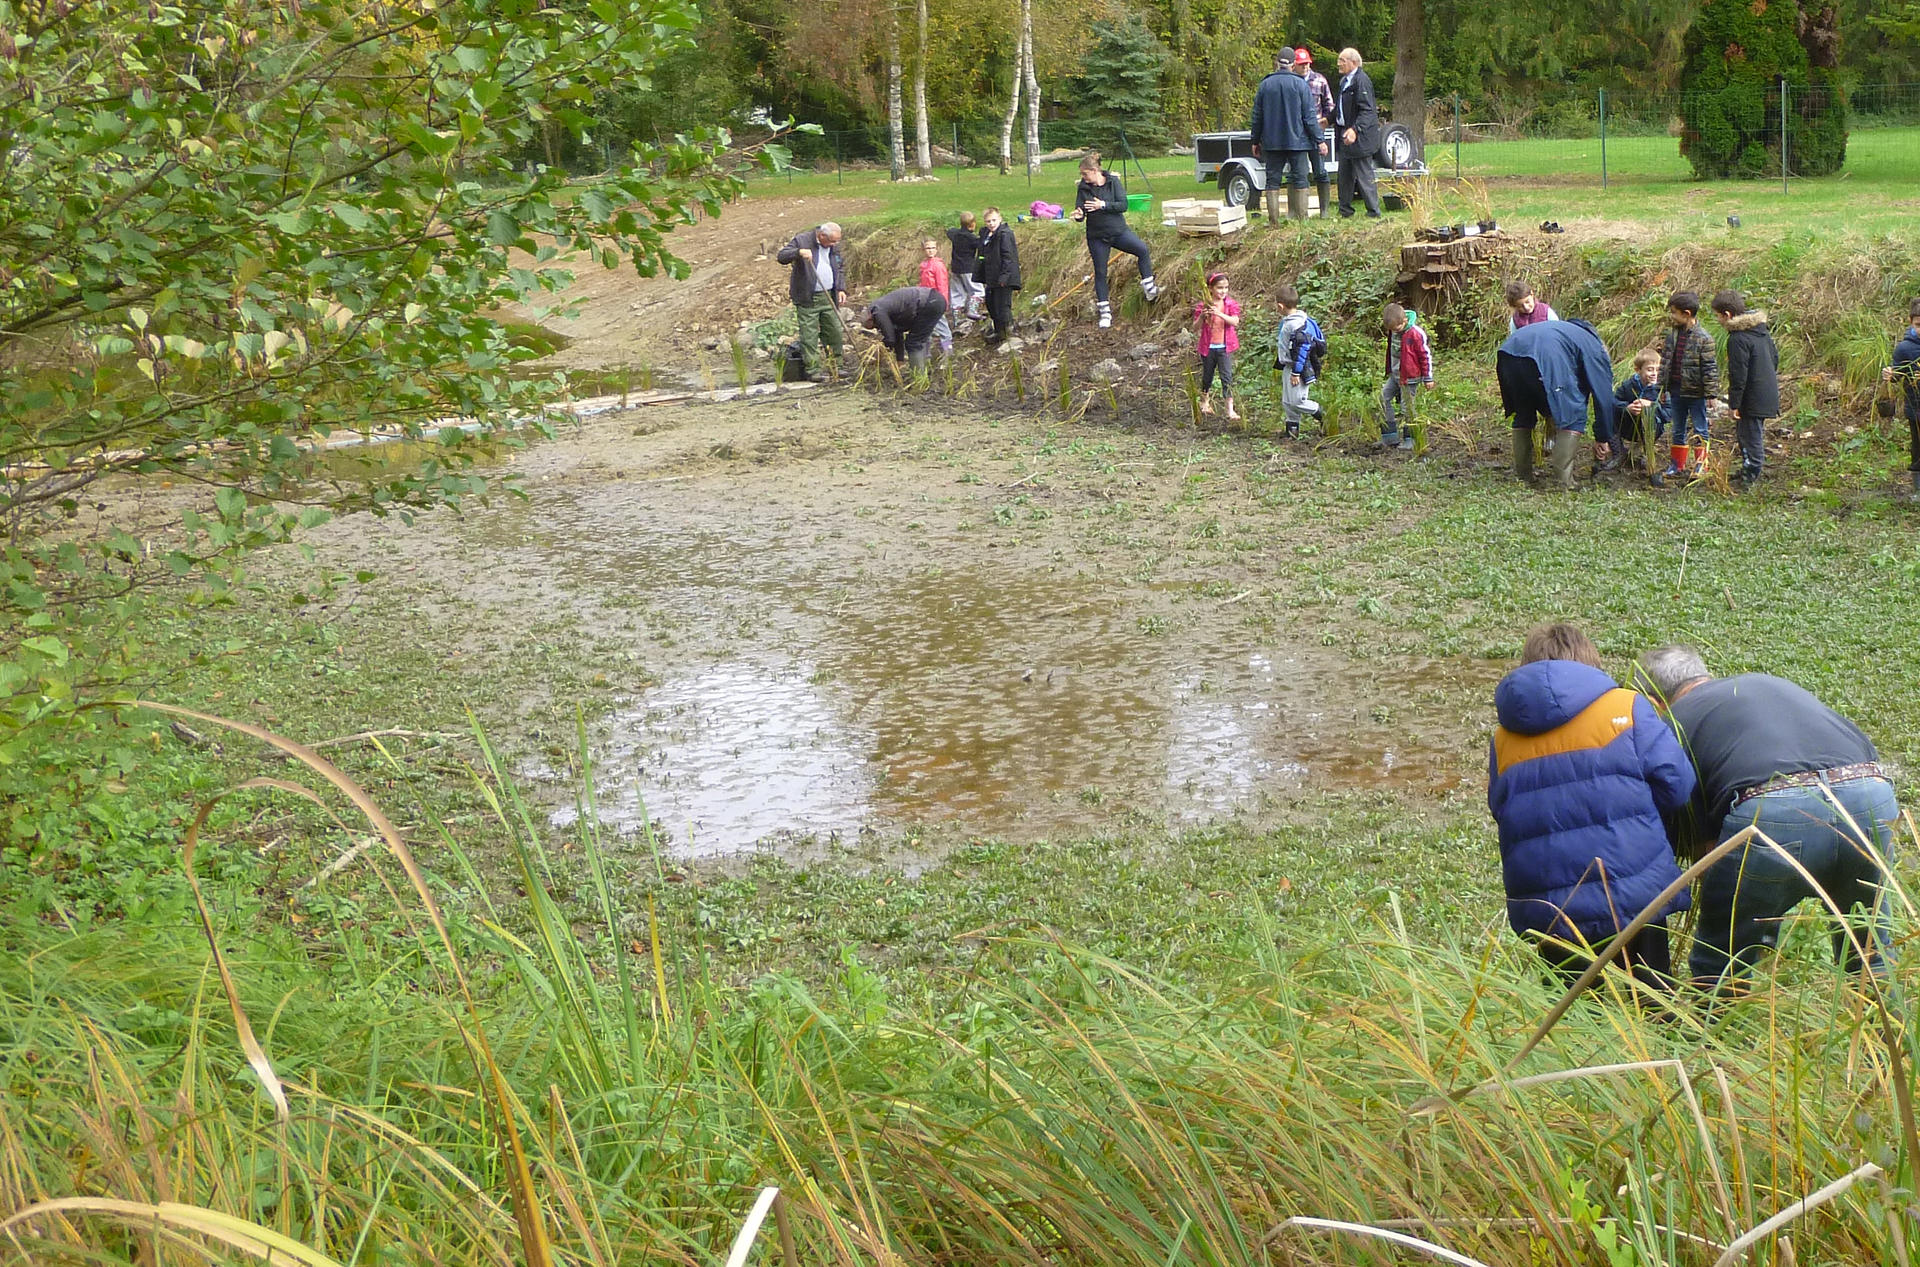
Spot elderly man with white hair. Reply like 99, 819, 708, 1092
1332, 48, 1382, 220
776, 221, 847, 381
1638, 646, 1898, 991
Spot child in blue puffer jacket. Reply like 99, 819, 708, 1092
1487, 623, 1697, 989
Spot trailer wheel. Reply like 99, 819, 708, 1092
1221, 165, 1256, 209
1382, 124, 1416, 170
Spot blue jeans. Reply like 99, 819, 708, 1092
1690, 778, 1898, 988
1671, 396, 1709, 445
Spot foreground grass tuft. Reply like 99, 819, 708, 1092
2, 728, 1914, 1265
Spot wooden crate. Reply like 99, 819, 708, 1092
1175, 202, 1247, 236
1159, 197, 1206, 225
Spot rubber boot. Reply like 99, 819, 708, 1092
1263, 187, 1284, 224
1316, 181, 1332, 218
1690, 444, 1708, 477
1660, 444, 1689, 483
1287, 186, 1309, 222
1548, 428, 1579, 490
1512, 428, 1534, 483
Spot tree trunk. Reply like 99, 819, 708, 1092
912, 0, 932, 175
1392, 0, 1426, 159
1020, 0, 1040, 175
887, 4, 906, 180
998, 33, 1022, 175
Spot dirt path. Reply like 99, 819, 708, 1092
522, 194, 878, 370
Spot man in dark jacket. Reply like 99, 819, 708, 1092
1333, 48, 1382, 219
1489, 624, 1696, 988
1884, 299, 1920, 497
861, 286, 949, 371
1639, 646, 1898, 992
975, 207, 1021, 344
1497, 318, 1619, 490
1713, 290, 1780, 489
1249, 49, 1321, 223
774, 222, 846, 381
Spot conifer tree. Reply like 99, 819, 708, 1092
1680, 0, 1847, 178
1071, 15, 1171, 154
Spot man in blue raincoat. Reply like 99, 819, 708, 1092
1498, 317, 1619, 490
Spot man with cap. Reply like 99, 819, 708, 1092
1293, 48, 1335, 219
1249, 48, 1322, 224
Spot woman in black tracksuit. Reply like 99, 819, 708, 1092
1070, 152, 1159, 329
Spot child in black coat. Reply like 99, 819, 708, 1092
1713, 289, 1779, 489
975, 207, 1021, 344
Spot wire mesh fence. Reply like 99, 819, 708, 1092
766, 81, 1920, 192
1430, 81, 1917, 188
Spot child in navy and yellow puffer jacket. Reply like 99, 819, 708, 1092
1487, 624, 1697, 988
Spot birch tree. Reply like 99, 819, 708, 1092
998, 35, 1023, 174
913, 0, 933, 175
887, 2, 907, 179
1021, 0, 1041, 174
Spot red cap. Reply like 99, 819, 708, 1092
1294, 48, 1312, 65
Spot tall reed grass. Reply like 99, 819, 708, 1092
1, 713, 1913, 1266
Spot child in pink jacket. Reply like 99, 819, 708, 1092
1194, 271, 1242, 422
918, 239, 953, 355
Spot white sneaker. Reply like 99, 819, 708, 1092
1141, 277, 1160, 302
1096, 301, 1112, 329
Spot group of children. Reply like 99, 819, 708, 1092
1187, 273, 1797, 491
933, 209, 1023, 347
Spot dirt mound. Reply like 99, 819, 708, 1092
516, 194, 878, 370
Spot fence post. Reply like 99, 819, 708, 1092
1779, 75, 1790, 193
835, 132, 842, 184
1453, 94, 1461, 178
953, 122, 960, 182
1598, 87, 1607, 189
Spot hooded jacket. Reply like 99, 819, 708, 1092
866, 286, 949, 356
1660, 322, 1719, 400
1073, 172, 1131, 243
1487, 660, 1696, 944
976, 222, 1021, 290
1895, 325, 1920, 423
1278, 310, 1324, 381
775, 229, 844, 309
1723, 311, 1780, 419
1386, 321, 1431, 384
1250, 69, 1321, 155
1497, 318, 1618, 435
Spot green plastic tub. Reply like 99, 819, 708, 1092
1126, 192, 1153, 214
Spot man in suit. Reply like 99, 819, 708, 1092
1334, 48, 1383, 220
1249, 49, 1322, 224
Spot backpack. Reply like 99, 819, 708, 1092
779, 341, 810, 382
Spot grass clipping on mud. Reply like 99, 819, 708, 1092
1, 714, 1915, 1266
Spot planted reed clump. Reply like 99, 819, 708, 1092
2, 717, 1914, 1267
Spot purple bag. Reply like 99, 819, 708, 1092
1029, 200, 1063, 220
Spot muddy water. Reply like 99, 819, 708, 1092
478, 477, 1500, 856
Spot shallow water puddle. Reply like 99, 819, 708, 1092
534, 519, 1494, 854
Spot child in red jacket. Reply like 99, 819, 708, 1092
1380, 303, 1432, 450
1193, 271, 1242, 422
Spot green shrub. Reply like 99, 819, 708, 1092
1680, 0, 1848, 178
